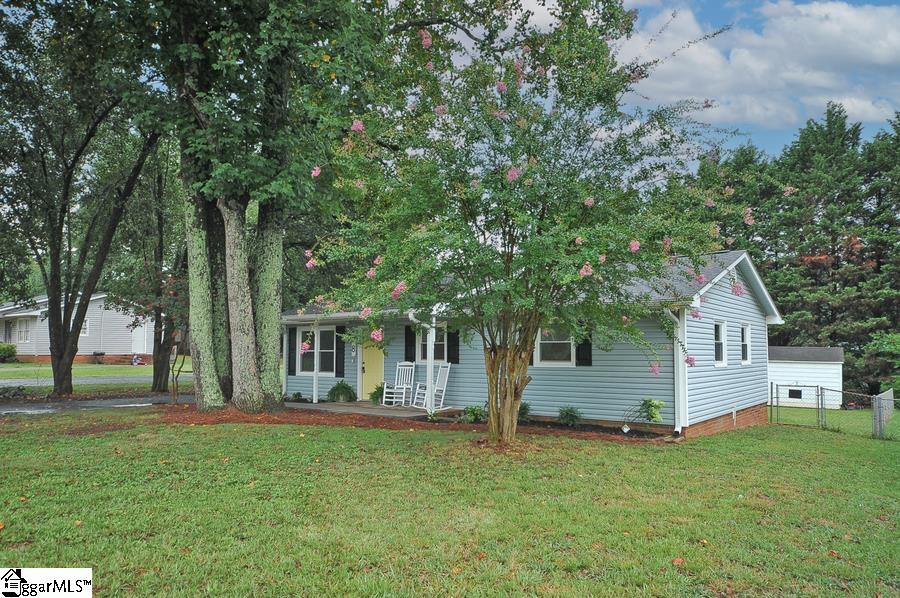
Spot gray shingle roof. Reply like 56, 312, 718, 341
626, 250, 747, 302
768, 346, 844, 363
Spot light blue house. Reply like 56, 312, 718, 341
281, 250, 783, 436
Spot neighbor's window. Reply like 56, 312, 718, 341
17, 320, 31, 343
714, 322, 727, 366
788, 388, 802, 399
418, 324, 447, 362
740, 324, 751, 364
535, 326, 574, 366
80, 319, 90, 337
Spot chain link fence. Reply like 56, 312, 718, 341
769, 383, 897, 439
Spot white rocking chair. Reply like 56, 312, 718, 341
412, 363, 451, 410
382, 361, 415, 406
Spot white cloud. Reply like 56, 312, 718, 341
618, 1, 900, 128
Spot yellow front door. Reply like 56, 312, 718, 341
361, 344, 384, 401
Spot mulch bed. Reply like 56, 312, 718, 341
158, 404, 670, 444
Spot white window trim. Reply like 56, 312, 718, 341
713, 321, 727, 367
295, 326, 337, 378
80, 319, 90, 337
17, 319, 31, 343
740, 323, 751, 365
533, 327, 576, 368
416, 323, 448, 364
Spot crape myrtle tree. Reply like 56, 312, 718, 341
0, 1, 163, 395
326, 1, 726, 442
104, 136, 188, 392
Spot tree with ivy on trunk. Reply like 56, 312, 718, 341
0, 2, 162, 396
327, 1, 727, 442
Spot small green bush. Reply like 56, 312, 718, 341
558, 406, 582, 427
457, 405, 487, 424
288, 391, 308, 403
637, 398, 665, 423
0, 386, 26, 401
0, 343, 16, 363
517, 401, 531, 423
327, 380, 357, 402
369, 383, 384, 405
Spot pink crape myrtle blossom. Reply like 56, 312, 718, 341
418, 29, 432, 49
314, 294, 325, 304
598, 254, 607, 264
663, 237, 673, 252
575, 236, 584, 245
300, 341, 311, 354
305, 258, 317, 269
365, 268, 376, 279
373, 255, 383, 266
311, 166, 321, 178
704, 196, 716, 208
391, 281, 408, 300
783, 185, 798, 196
496, 80, 508, 93
350, 119, 365, 132
506, 166, 522, 182
649, 363, 661, 376
434, 104, 449, 116
354, 179, 365, 189
743, 207, 755, 225
359, 307, 373, 319
325, 300, 336, 310
514, 59, 524, 87
622, 315, 630, 324
731, 281, 746, 296
304, 249, 313, 258
694, 272, 707, 284
370, 328, 384, 342
535, 65, 546, 77
629, 239, 640, 253
583, 197, 595, 207
578, 262, 593, 277
492, 109, 509, 120
425, 61, 434, 71
690, 308, 702, 320
724, 185, 735, 196
684, 355, 696, 367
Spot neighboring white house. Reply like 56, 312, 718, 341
0, 293, 152, 362
768, 346, 844, 409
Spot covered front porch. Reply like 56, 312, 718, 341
285, 400, 448, 420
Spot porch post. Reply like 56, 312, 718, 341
426, 316, 436, 414
281, 325, 288, 397
312, 324, 319, 403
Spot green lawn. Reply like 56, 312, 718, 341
772, 405, 900, 439
0, 357, 192, 380
0, 410, 897, 595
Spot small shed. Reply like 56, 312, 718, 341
768, 346, 844, 409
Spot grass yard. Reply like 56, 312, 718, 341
0, 357, 193, 381
0, 409, 897, 596
772, 405, 900, 439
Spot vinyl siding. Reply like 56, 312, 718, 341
381, 318, 676, 424
284, 325, 359, 400
768, 361, 843, 408
685, 267, 769, 425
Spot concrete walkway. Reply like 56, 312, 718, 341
0, 395, 194, 415
285, 401, 429, 419
0, 373, 193, 388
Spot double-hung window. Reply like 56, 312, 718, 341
713, 321, 727, 367
417, 324, 447, 362
534, 326, 575, 367
17, 320, 31, 343
80, 320, 90, 337
297, 327, 336, 375
740, 324, 751, 364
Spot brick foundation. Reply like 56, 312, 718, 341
14, 354, 150, 365
682, 402, 768, 438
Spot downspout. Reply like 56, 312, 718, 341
312, 323, 319, 403
281, 325, 288, 397
666, 308, 689, 433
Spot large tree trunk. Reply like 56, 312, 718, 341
207, 206, 233, 402
217, 197, 266, 412
184, 198, 226, 410
484, 344, 534, 443
50, 348, 76, 396
254, 201, 285, 405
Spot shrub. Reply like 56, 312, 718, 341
637, 398, 665, 423
0, 386, 26, 401
517, 401, 531, 423
558, 406, 581, 427
457, 405, 487, 424
326, 380, 357, 402
287, 392, 308, 403
369, 383, 384, 405
0, 343, 16, 363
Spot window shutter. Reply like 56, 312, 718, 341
447, 329, 460, 364
575, 338, 592, 366
287, 327, 297, 376
335, 325, 346, 377
404, 326, 416, 361
529, 349, 534, 366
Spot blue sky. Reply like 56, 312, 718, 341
619, 0, 900, 155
